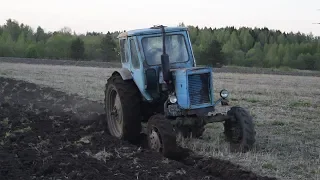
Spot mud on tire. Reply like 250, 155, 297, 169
104, 73, 142, 144
224, 106, 256, 153
147, 114, 178, 158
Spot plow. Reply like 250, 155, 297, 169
104, 25, 256, 158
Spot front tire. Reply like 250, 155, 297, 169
147, 114, 178, 158
104, 74, 142, 144
224, 106, 256, 152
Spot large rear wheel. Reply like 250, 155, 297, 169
224, 106, 256, 152
104, 74, 142, 144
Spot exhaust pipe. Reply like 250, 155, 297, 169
159, 25, 171, 84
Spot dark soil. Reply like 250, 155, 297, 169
0, 77, 277, 180
0, 76, 105, 124
0, 102, 214, 180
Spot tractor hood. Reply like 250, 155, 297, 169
159, 67, 212, 84
163, 66, 214, 109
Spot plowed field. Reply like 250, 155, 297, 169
0, 77, 276, 180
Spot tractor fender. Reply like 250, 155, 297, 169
112, 68, 132, 80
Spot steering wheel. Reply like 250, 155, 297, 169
146, 48, 163, 64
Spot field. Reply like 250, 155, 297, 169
1, 60, 320, 180
1, 77, 279, 180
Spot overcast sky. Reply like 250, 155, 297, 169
1, 0, 320, 36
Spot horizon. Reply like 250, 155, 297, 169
1, 0, 320, 36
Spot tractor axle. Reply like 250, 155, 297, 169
170, 113, 230, 127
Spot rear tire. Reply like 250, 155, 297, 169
224, 106, 256, 152
104, 73, 142, 144
147, 114, 178, 158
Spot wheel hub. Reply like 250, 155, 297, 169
113, 95, 123, 133
107, 89, 123, 137
149, 129, 161, 152
111, 107, 118, 116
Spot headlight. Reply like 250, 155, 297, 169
169, 95, 177, 103
220, 89, 229, 99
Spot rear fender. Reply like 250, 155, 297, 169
112, 68, 132, 80
111, 68, 154, 101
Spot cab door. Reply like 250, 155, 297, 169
119, 38, 130, 69
127, 36, 152, 101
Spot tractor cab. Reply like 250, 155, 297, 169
117, 26, 195, 69
116, 26, 217, 115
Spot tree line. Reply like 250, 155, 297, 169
0, 19, 320, 70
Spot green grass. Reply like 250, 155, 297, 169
243, 97, 260, 103
289, 100, 312, 108
262, 163, 278, 170
277, 66, 295, 72
0, 70, 8, 75
270, 120, 286, 126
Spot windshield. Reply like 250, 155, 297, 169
141, 34, 189, 66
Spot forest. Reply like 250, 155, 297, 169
0, 19, 320, 70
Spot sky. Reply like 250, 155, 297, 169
1, 0, 320, 36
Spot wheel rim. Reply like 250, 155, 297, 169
106, 87, 123, 137
149, 128, 162, 152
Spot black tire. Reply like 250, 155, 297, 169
104, 73, 142, 144
147, 114, 178, 158
224, 106, 256, 153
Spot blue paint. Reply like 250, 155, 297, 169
114, 26, 224, 113
127, 36, 153, 101
118, 35, 153, 101
171, 69, 188, 108
173, 67, 214, 109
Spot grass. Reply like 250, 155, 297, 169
1, 62, 320, 180
289, 100, 312, 108
243, 97, 260, 103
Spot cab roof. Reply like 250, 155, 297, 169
117, 26, 188, 39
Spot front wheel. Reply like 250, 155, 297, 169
224, 106, 256, 152
147, 114, 178, 158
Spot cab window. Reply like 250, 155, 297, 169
120, 39, 128, 63
130, 39, 140, 69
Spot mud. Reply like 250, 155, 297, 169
0, 77, 277, 180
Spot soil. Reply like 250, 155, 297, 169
0, 77, 277, 180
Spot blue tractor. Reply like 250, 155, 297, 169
104, 25, 255, 157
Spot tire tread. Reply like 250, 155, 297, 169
105, 74, 142, 143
